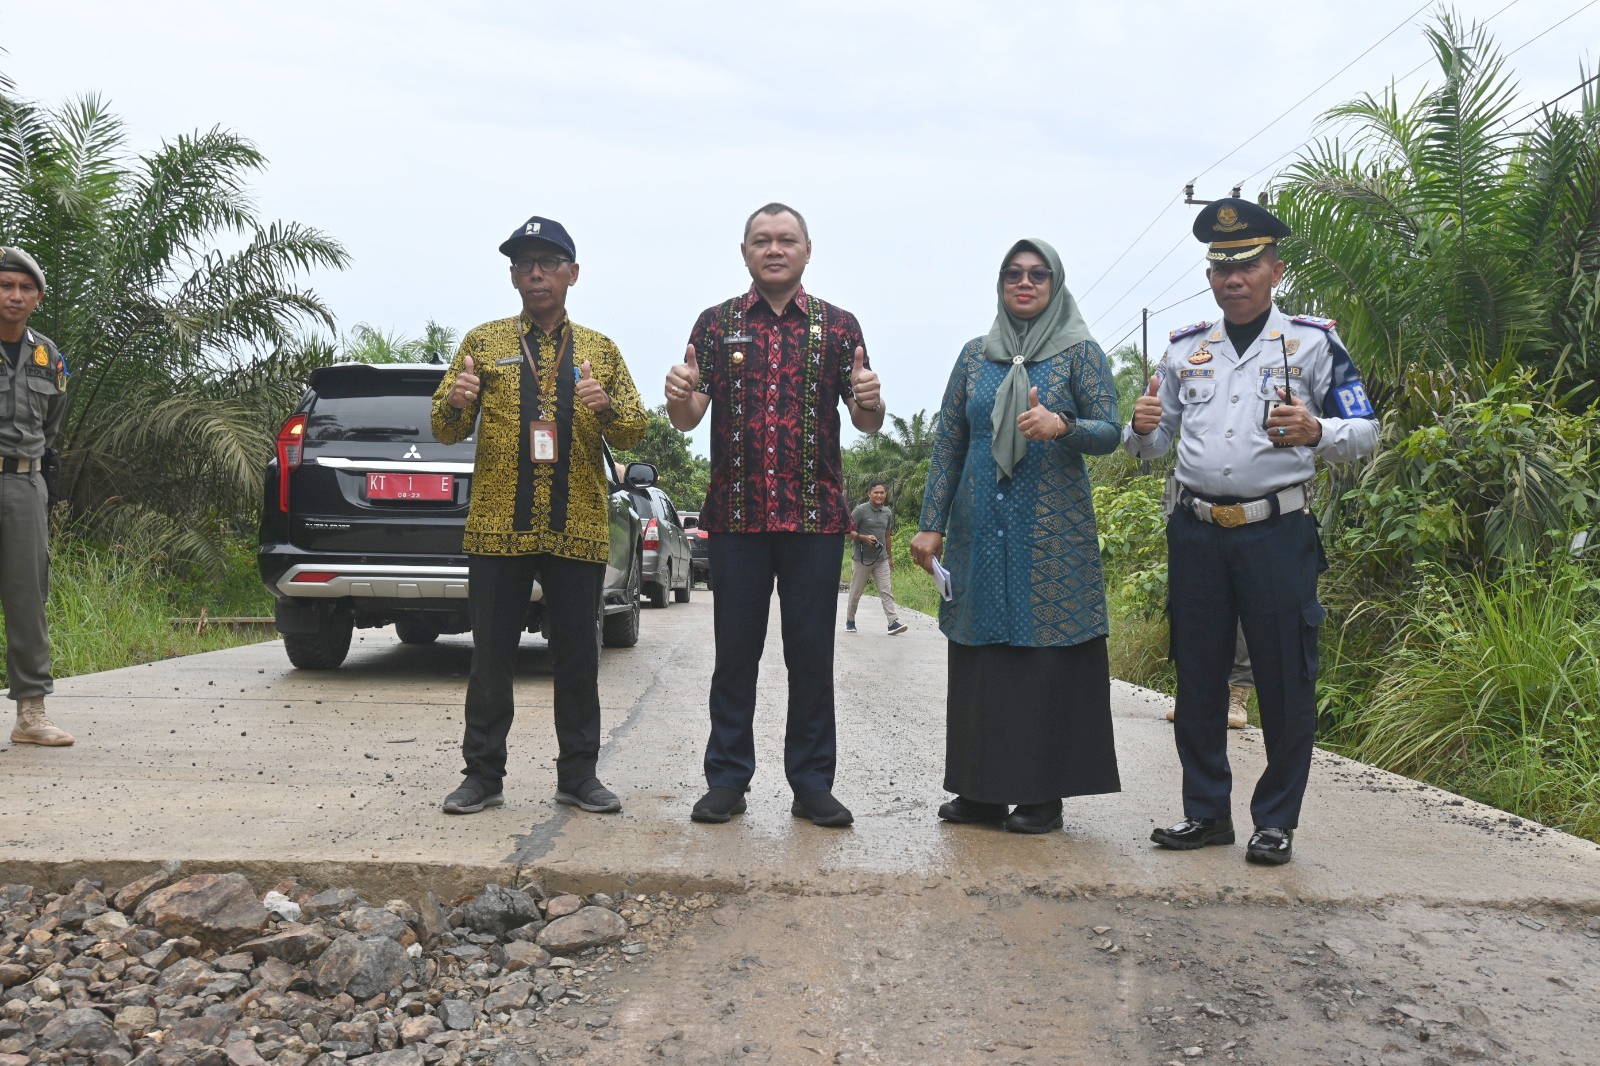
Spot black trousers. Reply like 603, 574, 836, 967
705, 532, 845, 796
462, 553, 604, 791
1167, 506, 1325, 829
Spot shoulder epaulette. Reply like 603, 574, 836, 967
1291, 314, 1337, 331
1168, 321, 1211, 343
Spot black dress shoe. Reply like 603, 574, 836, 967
1004, 800, 1063, 835
1150, 816, 1235, 849
1246, 827, 1293, 865
791, 789, 853, 827
554, 777, 622, 813
938, 796, 1009, 825
691, 787, 747, 824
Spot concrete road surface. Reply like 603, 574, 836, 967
3, 591, 1596, 911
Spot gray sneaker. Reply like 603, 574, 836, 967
554, 777, 622, 814
442, 779, 504, 814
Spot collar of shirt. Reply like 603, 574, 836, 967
520, 313, 571, 342
739, 284, 810, 319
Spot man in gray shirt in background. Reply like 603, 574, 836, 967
846, 481, 906, 636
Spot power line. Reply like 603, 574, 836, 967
1089, 231, 1191, 330
1100, 257, 1209, 345
1187, 0, 1436, 188
1101, 286, 1211, 355
1079, 194, 1180, 300
1505, 0, 1596, 56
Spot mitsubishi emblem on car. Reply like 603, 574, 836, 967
402, 444, 422, 459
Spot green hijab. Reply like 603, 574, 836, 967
984, 238, 1094, 480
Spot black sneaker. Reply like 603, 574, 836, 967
1150, 816, 1235, 849
791, 789, 853, 827
1246, 827, 1294, 865
554, 777, 622, 814
845, 620, 857, 633
887, 621, 908, 635
691, 787, 747, 824
442, 779, 504, 815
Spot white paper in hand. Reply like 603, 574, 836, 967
930, 558, 954, 602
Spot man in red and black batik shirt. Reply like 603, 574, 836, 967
665, 202, 885, 828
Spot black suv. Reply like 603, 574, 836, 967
258, 362, 653, 669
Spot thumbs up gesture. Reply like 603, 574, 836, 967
449, 354, 481, 409
1016, 384, 1068, 441
1131, 374, 1163, 434
576, 359, 610, 412
850, 346, 882, 414
665, 343, 700, 402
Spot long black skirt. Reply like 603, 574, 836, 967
944, 637, 1120, 805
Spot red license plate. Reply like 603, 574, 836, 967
366, 472, 454, 501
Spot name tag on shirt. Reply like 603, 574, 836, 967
529, 421, 558, 463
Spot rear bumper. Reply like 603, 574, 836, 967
275, 563, 479, 602
268, 559, 633, 614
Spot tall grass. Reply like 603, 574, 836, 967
1337, 565, 1600, 839
0, 534, 273, 687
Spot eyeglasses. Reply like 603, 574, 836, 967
511, 254, 571, 275
1001, 266, 1052, 285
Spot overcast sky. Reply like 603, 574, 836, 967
4, 1, 1594, 453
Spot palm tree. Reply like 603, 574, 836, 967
1271, 12, 1600, 413
0, 78, 348, 571
843, 410, 936, 521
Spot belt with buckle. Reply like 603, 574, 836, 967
0, 456, 39, 474
1184, 483, 1307, 528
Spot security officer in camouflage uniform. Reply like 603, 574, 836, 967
0, 247, 71, 747
1123, 200, 1377, 865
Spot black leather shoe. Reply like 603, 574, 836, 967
938, 796, 1009, 826
442, 779, 504, 815
554, 777, 622, 814
1150, 816, 1235, 849
1246, 827, 1293, 865
1004, 800, 1063, 835
791, 789, 853, 827
691, 787, 747, 824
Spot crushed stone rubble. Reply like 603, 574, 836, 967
0, 869, 715, 1065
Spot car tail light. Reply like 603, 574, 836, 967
695, 529, 709, 539
276, 414, 306, 512
290, 571, 338, 583
643, 518, 659, 550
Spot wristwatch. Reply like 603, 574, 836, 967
1054, 411, 1075, 438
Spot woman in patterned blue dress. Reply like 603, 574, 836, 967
910, 238, 1121, 833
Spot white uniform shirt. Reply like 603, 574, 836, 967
1122, 305, 1378, 499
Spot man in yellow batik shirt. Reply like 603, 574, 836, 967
432, 216, 646, 815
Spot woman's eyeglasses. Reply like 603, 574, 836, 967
1001, 266, 1053, 286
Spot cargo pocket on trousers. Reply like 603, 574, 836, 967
1300, 600, 1326, 680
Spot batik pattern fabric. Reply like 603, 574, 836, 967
689, 286, 865, 534
919, 337, 1120, 647
432, 315, 646, 562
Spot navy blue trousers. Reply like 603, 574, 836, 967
1167, 506, 1325, 829
705, 532, 845, 796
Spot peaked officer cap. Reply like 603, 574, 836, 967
1193, 198, 1291, 263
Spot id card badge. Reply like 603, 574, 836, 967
529, 421, 558, 463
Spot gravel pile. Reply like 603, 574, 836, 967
0, 868, 714, 1065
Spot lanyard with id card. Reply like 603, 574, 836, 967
519, 324, 574, 464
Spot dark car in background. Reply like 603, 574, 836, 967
258, 362, 652, 669
628, 486, 693, 607
681, 510, 710, 588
